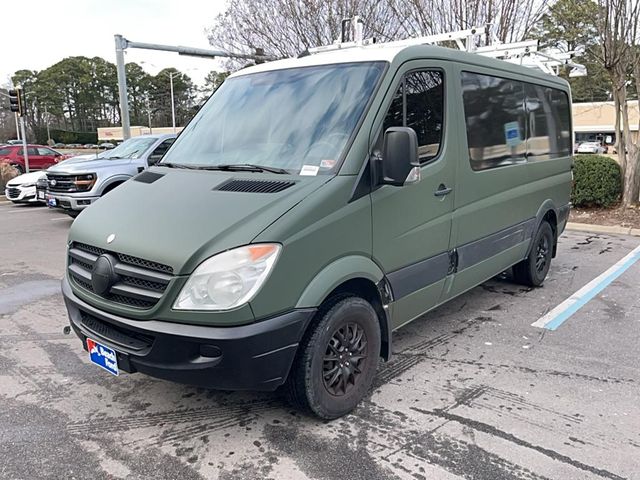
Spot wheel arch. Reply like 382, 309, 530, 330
97, 176, 129, 196
529, 200, 559, 258
295, 256, 393, 361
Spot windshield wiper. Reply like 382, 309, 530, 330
201, 164, 289, 174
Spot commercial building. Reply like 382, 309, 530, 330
573, 100, 640, 148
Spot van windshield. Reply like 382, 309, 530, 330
161, 62, 386, 175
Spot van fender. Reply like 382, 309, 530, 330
295, 255, 385, 308
526, 200, 558, 257
295, 255, 393, 360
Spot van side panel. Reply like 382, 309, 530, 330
444, 65, 571, 300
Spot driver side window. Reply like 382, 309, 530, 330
382, 70, 445, 164
148, 139, 174, 165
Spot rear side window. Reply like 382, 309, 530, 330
526, 85, 572, 160
383, 70, 445, 163
18, 148, 38, 156
461, 71, 571, 170
0, 148, 12, 155
461, 72, 526, 169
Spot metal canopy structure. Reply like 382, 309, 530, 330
114, 35, 274, 140
308, 18, 588, 79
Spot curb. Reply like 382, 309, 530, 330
566, 222, 640, 237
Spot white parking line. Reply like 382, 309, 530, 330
50, 217, 71, 221
532, 243, 640, 330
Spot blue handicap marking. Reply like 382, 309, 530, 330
504, 121, 522, 147
87, 338, 119, 376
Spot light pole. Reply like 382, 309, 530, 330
169, 72, 176, 134
14, 112, 20, 140
45, 106, 52, 144
146, 98, 152, 134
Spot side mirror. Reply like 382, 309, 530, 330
147, 155, 162, 166
380, 127, 420, 186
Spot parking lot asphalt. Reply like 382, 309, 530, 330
1, 202, 639, 480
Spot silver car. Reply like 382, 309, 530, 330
45, 134, 176, 217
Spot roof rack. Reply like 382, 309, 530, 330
307, 17, 587, 78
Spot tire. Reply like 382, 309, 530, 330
66, 210, 80, 219
286, 296, 381, 420
513, 221, 554, 287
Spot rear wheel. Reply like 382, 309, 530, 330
286, 296, 381, 419
513, 221, 554, 287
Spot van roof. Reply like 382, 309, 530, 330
231, 43, 569, 89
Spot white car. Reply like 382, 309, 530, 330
577, 142, 606, 154
4, 171, 47, 204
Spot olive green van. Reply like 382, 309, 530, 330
63, 42, 572, 419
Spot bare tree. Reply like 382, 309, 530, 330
207, 0, 549, 64
392, 0, 548, 42
207, 0, 403, 61
594, 0, 640, 206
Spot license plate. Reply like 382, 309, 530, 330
87, 338, 119, 376
47, 196, 57, 207
38, 191, 45, 200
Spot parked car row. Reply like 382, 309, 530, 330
3, 134, 176, 218
3, 141, 117, 150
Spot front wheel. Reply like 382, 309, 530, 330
286, 296, 381, 419
66, 210, 80, 219
513, 221, 554, 287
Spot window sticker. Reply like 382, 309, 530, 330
300, 165, 320, 176
319, 159, 336, 169
504, 121, 522, 147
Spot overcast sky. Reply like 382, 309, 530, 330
2, 0, 227, 87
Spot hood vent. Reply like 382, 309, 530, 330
215, 179, 296, 193
134, 171, 165, 184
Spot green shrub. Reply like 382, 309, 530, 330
571, 154, 622, 207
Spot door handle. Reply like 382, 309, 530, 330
434, 184, 453, 197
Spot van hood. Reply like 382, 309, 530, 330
69, 168, 329, 275
48, 157, 132, 173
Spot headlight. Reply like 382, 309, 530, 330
174, 244, 281, 311
74, 173, 96, 191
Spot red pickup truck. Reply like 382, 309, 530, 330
0, 144, 69, 173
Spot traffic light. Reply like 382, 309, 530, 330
9, 88, 25, 116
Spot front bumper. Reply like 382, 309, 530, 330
47, 193, 99, 211
62, 276, 315, 391
5, 185, 38, 203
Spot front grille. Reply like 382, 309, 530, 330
47, 174, 77, 193
6, 187, 20, 199
68, 242, 173, 309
